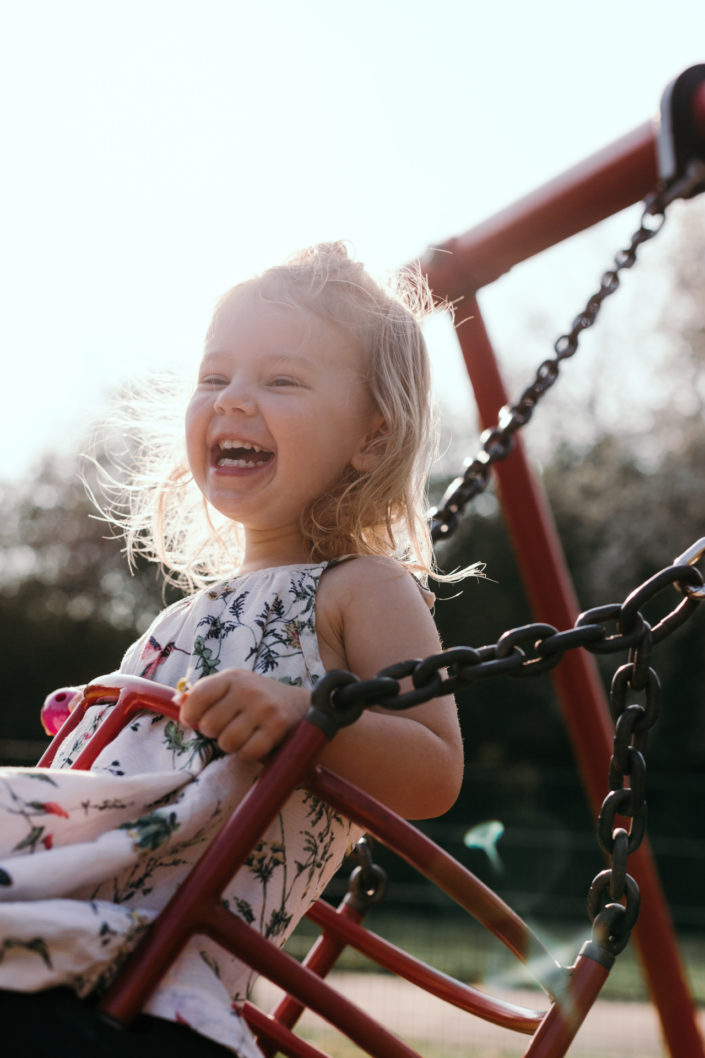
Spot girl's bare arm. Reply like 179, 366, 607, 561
311, 556, 463, 819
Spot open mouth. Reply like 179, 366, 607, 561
214, 440, 274, 468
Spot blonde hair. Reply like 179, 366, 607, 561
96, 242, 472, 592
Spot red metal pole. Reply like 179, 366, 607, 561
260, 897, 366, 1051
99, 718, 331, 1025
415, 76, 705, 1053
522, 954, 611, 1058
449, 302, 704, 1057
420, 121, 658, 299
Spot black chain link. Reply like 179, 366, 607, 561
346, 837, 387, 910
309, 548, 705, 959
430, 162, 705, 542
310, 562, 703, 722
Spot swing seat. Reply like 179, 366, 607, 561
38, 675, 613, 1058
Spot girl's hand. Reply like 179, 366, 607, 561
178, 669, 310, 761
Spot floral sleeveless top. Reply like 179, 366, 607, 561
0, 563, 361, 1056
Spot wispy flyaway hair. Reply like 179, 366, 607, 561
94, 242, 479, 591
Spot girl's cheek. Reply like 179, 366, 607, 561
184, 395, 200, 430
184, 410, 206, 479
185, 399, 206, 446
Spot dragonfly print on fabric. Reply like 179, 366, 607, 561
139, 636, 190, 680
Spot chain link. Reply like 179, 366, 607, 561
309, 552, 704, 959
674, 537, 705, 599
346, 837, 388, 910
310, 561, 702, 719
430, 164, 705, 542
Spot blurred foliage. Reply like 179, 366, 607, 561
0, 457, 177, 743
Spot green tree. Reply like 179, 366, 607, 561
0, 454, 169, 755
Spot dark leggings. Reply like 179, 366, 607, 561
0, 987, 236, 1057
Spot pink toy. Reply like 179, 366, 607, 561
40, 687, 82, 735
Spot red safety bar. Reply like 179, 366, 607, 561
40, 677, 614, 1058
415, 65, 705, 1058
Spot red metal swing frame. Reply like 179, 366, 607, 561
415, 64, 705, 1058
37, 66, 705, 1057
40, 675, 614, 1058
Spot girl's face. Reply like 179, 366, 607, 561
186, 288, 383, 562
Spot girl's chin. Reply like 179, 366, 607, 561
204, 458, 276, 499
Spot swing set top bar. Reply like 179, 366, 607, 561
419, 67, 705, 299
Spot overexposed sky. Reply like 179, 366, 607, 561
2, 1, 704, 482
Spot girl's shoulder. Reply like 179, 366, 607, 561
322, 554, 435, 609
323, 553, 406, 588
315, 555, 441, 675
317, 555, 433, 637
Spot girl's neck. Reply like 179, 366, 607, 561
238, 526, 312, 574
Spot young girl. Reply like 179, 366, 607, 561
0, 243, 471, 1056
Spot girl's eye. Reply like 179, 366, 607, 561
269, 376, 301, 388
199, 375, 227, 387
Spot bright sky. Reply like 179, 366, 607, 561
2, 1, 704, 483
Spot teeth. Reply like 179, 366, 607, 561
219, 440, 267, 452
215, 438, 273, 469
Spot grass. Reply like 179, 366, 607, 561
290, 1032, 522, 1058
272, 911, 704, 1057
292, 1035, 647, 1058
285, 909, 705, 1004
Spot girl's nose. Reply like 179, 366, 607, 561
214, 380, 257, 415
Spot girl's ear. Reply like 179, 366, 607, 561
352, 415, 389, 473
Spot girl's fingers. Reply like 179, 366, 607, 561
177, 669, 309, 760
217, 719, 273, 759
196, 699, 247, 742
200, 703, 285, 758
179, 673, 233, 726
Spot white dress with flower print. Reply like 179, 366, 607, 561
0, 562, 361, 1056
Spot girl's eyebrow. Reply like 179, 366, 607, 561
201, 350, 316, 370
265, 352, 316, 370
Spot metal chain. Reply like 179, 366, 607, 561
585, 535, 705, 956
309, 542, 705, 957
346, 836, 388, 910
430, 162, 705, 542
310, 554, 704, 723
